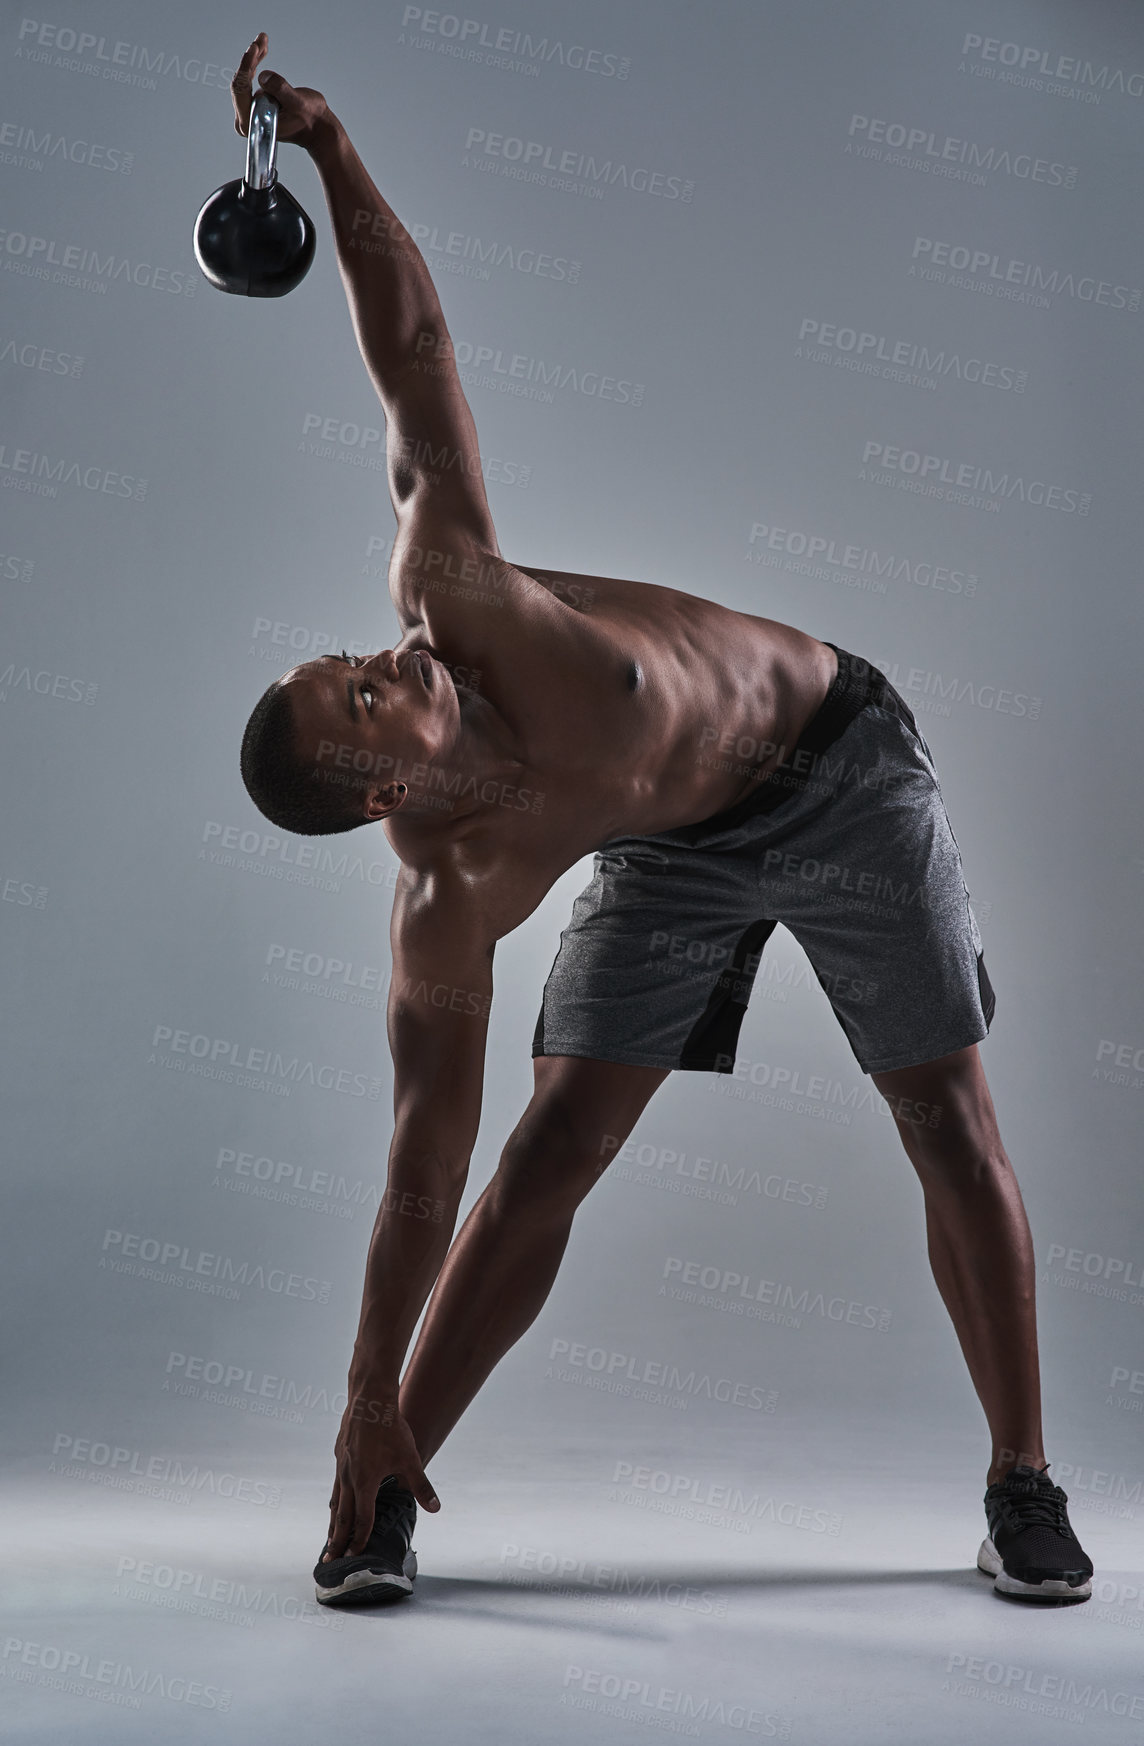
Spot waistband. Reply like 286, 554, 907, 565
673, 644, 901, 841
799, 643, 899, 749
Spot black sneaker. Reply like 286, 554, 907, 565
313, 1476, 417, 1607
977, 1463, 1093, 1602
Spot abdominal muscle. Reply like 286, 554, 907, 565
597, 609, 840, 838
702, 628, 839, 812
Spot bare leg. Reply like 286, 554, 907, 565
872, 1044, 1045, 1486
400, 1056, 670, 1463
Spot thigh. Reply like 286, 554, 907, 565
532, 836, 774, 1075
526, 1053, 670, 1161
760, 704, 995, 1076
871, 1042, 1004, 1160
499, 1054, 671, 1206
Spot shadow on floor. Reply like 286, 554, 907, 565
355, 1564, 987, 1633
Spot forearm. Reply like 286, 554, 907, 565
347, 1140, 469, 1399
306, 112, 447, 396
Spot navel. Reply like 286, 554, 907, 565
626, 660, 643, 692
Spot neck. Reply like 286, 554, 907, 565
398, 681, 524, 824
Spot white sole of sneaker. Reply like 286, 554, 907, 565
315, 1549, 417, 1607
977, 1535, 1091, 1601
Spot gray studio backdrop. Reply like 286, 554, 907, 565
4, 0, 1143, 1525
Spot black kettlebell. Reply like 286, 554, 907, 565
193, 94, 316, 297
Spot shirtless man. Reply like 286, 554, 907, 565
231, 36, 1092, 1608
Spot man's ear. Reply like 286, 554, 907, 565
363, 780, 408, 822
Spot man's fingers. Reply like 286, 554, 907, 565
256, 68, 293, 103
230, 32, 268, 135
345, 1484, 377, 1556
323, 1458, 355, 1559
408, 1466, 442, 1514
325, 1498, 354, 1560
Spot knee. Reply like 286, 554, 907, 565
492, 1099, 616, 1215
902, 1109, 1010, 1184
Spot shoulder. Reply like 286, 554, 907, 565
385, 820, 558, 943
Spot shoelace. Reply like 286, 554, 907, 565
992, 1479, 1071, 1535
370, 1482, 416, 1539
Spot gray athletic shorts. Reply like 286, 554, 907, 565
532, 645, 995, 1077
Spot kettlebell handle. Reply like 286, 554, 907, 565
245, 93, 279, 192
193, 89, 315, 295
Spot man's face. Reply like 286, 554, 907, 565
281, 648, 460, 821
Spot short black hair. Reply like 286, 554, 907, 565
240, 678, 368, 837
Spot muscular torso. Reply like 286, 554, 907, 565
383, 553, 837, 915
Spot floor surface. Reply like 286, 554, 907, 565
5, 1419, 1142, 1745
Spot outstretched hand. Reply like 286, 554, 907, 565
324, 1396, 441, 1561
231, 31, 329, 149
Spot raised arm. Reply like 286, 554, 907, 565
308, 122, 500, 548
231, 35, 500, 616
